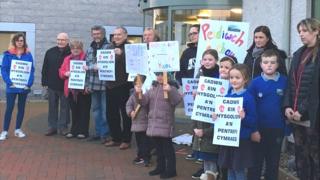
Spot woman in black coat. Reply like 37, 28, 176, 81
244, 26, 287, 79
283, 18, 320, 180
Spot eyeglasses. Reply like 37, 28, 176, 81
16, 39, 24, 42
188, 32, 198, 37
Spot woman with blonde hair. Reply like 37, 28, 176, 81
284, 18, 320, 180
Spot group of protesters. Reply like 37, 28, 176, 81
0, 17, 319, 180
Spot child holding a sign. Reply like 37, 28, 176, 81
59, 40, 91, 139
213, 64, 257, 180
247, 49, 288, 180
192, 49, 220, 179
126, 75, 152, 167
137, 72, 182, 179
0, 33, 34, 141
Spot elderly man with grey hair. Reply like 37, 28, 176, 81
41, 32, 71, 136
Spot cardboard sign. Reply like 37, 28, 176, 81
9, 59, 32, 88
68, 60, 86, 89
149, 41, 180, 72
125, 43, 148, 75
213, 97, 243, 147
97, 49, 115, 81
182, 78, 199, 116
195, 20, 249, 77
191, 76, 229, 123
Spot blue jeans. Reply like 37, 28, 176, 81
228, 169, 246, 180
91, 91, 109, 137
3, 93, 28, 131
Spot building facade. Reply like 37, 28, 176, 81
0, 0, 319, 98
0, 0, 144, 98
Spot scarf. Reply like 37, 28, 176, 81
90, 37, 107, 58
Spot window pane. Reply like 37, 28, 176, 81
313, 0, 320, 19
172, 9, 242, 51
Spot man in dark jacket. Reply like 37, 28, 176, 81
175, 24, 200, 85
41, 32, 71, 136
104, 26, 132, 150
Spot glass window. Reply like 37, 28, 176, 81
312, 0, 320, 19
172, 9, 242, 50
144, 8, 168, 41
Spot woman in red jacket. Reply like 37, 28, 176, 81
59, 40, 91, 139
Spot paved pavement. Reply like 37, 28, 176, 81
0, 101, 298, 180
0, 102, 199, 180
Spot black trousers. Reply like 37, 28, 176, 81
106, 83, 132, 143
292, 125, 320, 180
68, 93, 91, 136
135, 131, 152, 161
153, 137, 176, 173
247, 128, 284, 180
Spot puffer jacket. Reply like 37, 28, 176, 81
126, 92, 149, 132
143, 82, 182, 138
283, 45, 320, 129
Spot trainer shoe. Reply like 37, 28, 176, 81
185, 153, 196, 160
192, 168, 204, 179
0, 131, 8, 141
14, 129, 26, 138
133, 157, 144, 165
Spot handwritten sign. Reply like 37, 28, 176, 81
9, 59, 32, 88
213, 97, 243, 147
182, 78, 199, 116
194, 20, 249, 77
97, 49, 115, 81
68, 60, 86, 89
149, 41, 180, 72
191, 76, 229, 123
125, 43, 148, 75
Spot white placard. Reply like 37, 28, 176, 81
125, 43, 148, 75
213, 97, 243, 147
97, 49, 115, 81
191, 76, 229, 123
68, 60, 86, 89
195, 20, 249, 77
149, 41, 180, 72
9, 59, 32, 88
182, 78, 199, 116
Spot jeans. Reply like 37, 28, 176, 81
91, 91, 109, 137
228, 169, 246, 180
47, 88, 70, 130
3, 93, 28, 131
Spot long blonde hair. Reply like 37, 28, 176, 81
297, 18, 320, 63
